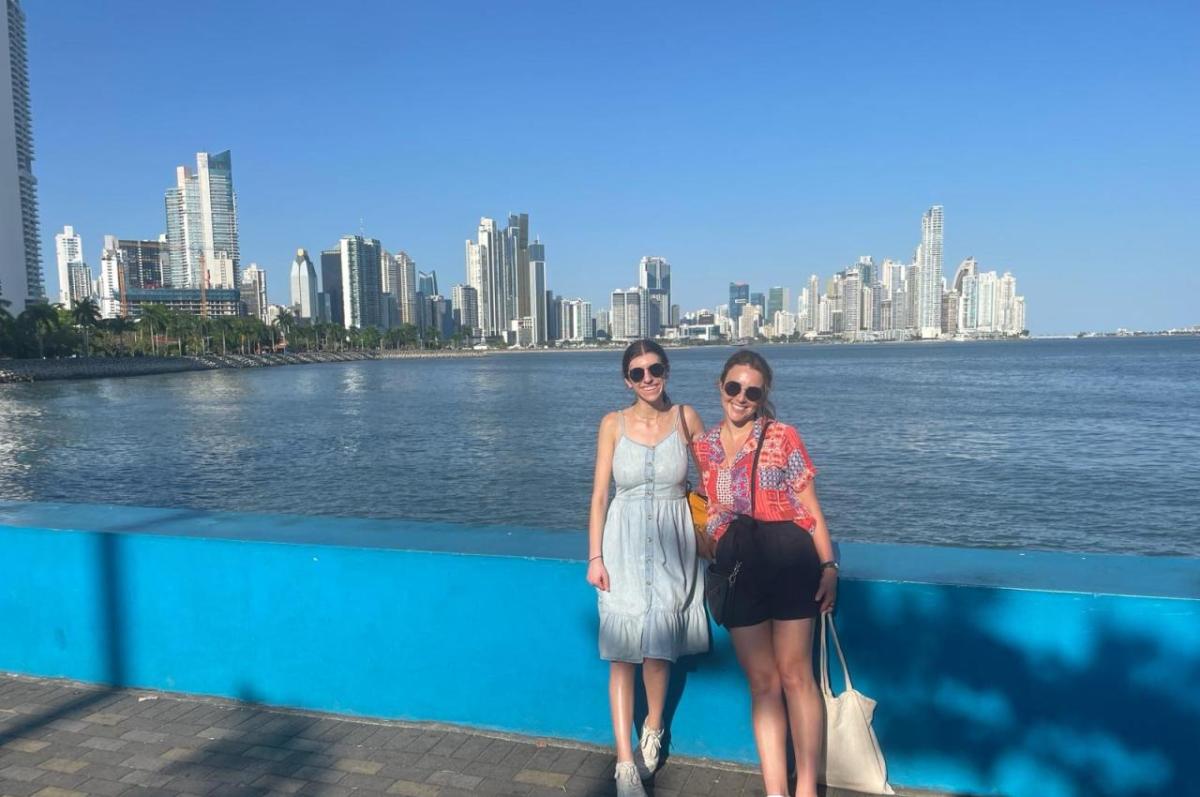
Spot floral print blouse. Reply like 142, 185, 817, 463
692, 418, 818, 541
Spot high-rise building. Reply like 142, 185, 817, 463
97, 235, 123, 319
338, 235, 383, 330
469, 218, 500, 337
320, 247, 343, 326
611, 287, 646, 341
417, 270, 437, 296
55, 225, 89, 307
917, 205, 944, 338
164, 150, 239, 289
118, 237, 166, 290
728, 282, 749, 321
0, 0, 42, 312
450, 284, 479, 335
506, 212, 530, 323
289, 249, 319, 320
766, 286, 790, 325
638, 256, 671, 335
527, 239, 547, 344
241, 264, 267, 321
560, 298, 593, 341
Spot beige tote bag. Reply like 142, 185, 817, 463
819, 613, 895, 795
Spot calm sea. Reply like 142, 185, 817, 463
1, 337, 1197, 557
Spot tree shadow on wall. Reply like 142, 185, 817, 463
835, 580, 1199, 797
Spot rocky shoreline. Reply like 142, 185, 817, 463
0, 350, 484, 384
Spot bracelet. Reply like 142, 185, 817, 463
819, 560, 839, 571
588, 555, 603, 562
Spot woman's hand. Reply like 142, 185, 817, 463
587, 558, 610, 591
815, 568, 838, 613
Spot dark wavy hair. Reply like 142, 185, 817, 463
622, 339, 672, 407
719, 349, 775, 419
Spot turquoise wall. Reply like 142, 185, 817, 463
1, 501, 1196, 797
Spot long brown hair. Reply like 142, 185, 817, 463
719, 349, 775, 419
622, 339, 672, 407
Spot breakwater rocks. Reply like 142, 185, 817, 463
0, 352, 385, 384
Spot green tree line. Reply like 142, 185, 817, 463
0, 298, 463, 359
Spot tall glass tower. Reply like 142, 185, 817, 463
0, 0, 43, 312
164, 150, 240, 289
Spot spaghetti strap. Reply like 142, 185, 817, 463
617, 409, 626, 435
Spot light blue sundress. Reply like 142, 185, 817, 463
597, 408, 709, 663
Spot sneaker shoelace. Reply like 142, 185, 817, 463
615, 761, 640, 785
640, 727, 663, 762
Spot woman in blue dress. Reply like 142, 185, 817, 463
586, 339, 708, 797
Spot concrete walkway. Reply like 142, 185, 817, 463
0, 675, 776, 797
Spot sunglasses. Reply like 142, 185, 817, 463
627, 363, 667, 382
723, 381, 764, 402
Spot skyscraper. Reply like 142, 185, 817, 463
97, 235, 122, 319
320, 247, 343, 326
451, 284, 479, 334
728, 282, 749, 320
527, 239, 547, 344
0, 0, 42, 312
241, 264, 267, 321
611, 287, 645, 341
164, 150, 240, 289
917, 205, 944, 338
55, 225, 87, 307
766, 286, 790, 326
395, 251, 417, 326
339, 235, 383, 330
468, 218, 500, 337
118, 237, 165, 290
289, 249, 318, 320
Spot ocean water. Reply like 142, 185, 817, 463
1, 337, 1197, 556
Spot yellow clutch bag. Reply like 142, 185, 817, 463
687, 487, 715, 560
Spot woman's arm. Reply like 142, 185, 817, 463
796, 483, 838, 613
681, 404, 706, 482
586, 413, 619, 591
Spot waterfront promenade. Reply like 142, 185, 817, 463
0, 674, 819, 797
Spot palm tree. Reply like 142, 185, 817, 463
101, 316, 135, 356
274, 309, 295, 350
139, 304, 171, 356
0, 295, 14, 357
71, 298, 102, 357
18, 302, 61, 359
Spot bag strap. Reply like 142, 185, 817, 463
819, 613, 854, 697
749, 420, 771, 519
676, 404, 690, 444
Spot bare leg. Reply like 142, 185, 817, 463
730, 621, 789, 795
774, 619, 822, 797
609, 662, 637, 762
641, 658, 670, 731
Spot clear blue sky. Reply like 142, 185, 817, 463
28, 0, 1199, 334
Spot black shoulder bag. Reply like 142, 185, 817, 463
705, 420, 770, 627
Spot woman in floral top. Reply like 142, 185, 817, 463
693, 350, 838, 797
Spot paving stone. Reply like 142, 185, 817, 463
81, 713, 126, 727
118, 754, 167, 773
43, 721, 87, 734
514, 769, 570, 789
36, 759, 88, 774
564, 773, 610, 795
78, 737, 126, 752
337, 772, 398, 791
290, 764, 346, 784
119, 730, 168, 744
385, 780, 440, 797
117, 769, 173, 788
333, 757, 384, 776
252, 773, 308, 793
29, 788, 85, 797
243, 744, 292, 762
296, 784, 354, 797
25, 773, 87, 792
74, 778, 128, 797
0, 765, 45, 782
195, 726, 243, 741
3, 739, 50, 754
426, 770, 482, 790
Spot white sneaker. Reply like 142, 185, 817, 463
638, 724, 664, 774
615, 761, 647, 797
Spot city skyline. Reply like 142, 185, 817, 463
19, 1, 1200, 334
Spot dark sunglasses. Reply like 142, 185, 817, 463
627, 363, 667, 382
723, 381, 764, 402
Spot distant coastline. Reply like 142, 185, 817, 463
2, 331, 1194, 384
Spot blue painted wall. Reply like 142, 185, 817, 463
1, 502, 1197, 797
